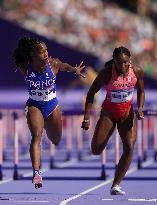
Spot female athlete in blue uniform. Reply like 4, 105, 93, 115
13, 37, 85, 188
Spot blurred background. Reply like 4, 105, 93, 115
0, 0, 157, 109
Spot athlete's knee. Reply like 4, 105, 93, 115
31, 138, 41, 146
31, 131, 42, 144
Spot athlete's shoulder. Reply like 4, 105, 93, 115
49, 57, 61, 64
48, 57, 62, 70
131, 64, 144, 79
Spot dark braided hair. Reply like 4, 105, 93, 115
12, 37, 42, 71
113, 46, 131, 59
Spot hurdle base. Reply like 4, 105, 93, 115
65, 151, 71, 161
77, 151, 82, 161
137, 158, 142, 169
154, 151, 157, 161
143, 152, 147, 161
100, 171, 107, 180
100, 165, 107, 180
13, 164, 19, 180
0, 165, 3, 180
50, 157, 54, 169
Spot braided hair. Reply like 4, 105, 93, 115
113, 46, 131, 59
12, 37, 42, 72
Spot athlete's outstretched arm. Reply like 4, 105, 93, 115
135, 66, 145, 119
49, 58, 85, 78
81, 67, 110, 130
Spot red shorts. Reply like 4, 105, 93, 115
102, 100, 132, 121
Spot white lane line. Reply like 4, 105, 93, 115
0, 167, 49, 185
55, 159, 78, 168
102, 198, 157, 202
60, 178, 113, 205
60, 159, 154, 205
0, 178, 13, 184
11, 200, 50, 203
128, 198, 157, 202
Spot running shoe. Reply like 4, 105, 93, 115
32, 171, 42, 189
110, 185, 125, 195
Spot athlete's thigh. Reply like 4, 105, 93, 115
26, 105, 44, 137
117, 111, 137, 146
92, 109, 116, 148
44, 106, 62, 141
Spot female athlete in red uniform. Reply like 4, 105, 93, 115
13, 37, 85, 188
81, 46, 145, 195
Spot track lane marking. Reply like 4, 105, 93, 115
60, 159, 154, 205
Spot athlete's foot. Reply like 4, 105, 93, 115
110, 185, 125, 195
32, 171, 42, 189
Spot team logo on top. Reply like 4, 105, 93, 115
46, 73, 49, 78
29, 72, 36, 78
127, 77, 131, 82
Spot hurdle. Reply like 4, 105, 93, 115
101, 149, 106, 179
144, 110, 157, 162
143, 117, 148, 161
62, 110, 90, 162
12, 111, 19, 180
0, 112, 3, 180
153, 116, 157, 161
0, 108, 157, 180
137, 119, 142, 169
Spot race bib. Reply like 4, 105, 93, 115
111, 88, 134, 103
29, 88, 56, 101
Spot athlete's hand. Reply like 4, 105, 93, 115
81, 118, 90, 130
137, 107, 144, 120
75, 61, 86, 78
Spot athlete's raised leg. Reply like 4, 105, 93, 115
44, 106, 62, 146
91, 109, 116, 155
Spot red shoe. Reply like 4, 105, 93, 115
32, 171, 42, 189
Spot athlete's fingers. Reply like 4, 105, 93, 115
137, 110, 144, 120
76, 65, 85, 71
79, 61, 84, 67
79, 73, 86, 78
138, 115, 144, 120
77, 62, 85, 70
79, 66, 85, 72
81, 126, 89, 130
79, 65, 85, 69
81, 121, 90, 130
75, 69, 86, 78
137, 113, 144, 120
